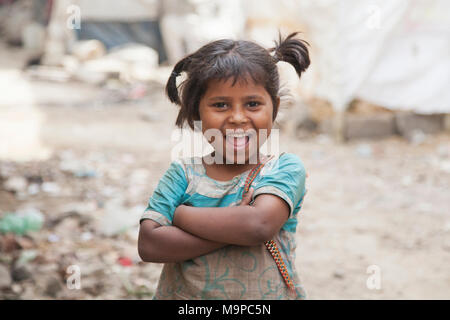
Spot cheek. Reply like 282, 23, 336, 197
255, 108, 273, 129
198, 106, 215, 130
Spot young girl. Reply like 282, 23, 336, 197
138, 33, 310, 300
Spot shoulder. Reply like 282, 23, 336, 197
170, 156, 204, 182
166, 158, 187, 174
278, 152, 305, 168
159, 158, 190, 185
262, 152, 306, 176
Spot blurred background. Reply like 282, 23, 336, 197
0, 0, 449, 299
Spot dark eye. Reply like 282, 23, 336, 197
213, 102, 228, 108
247, 101, 261, 108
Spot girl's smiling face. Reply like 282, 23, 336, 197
198, 76, 279, 165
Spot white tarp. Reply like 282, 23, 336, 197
160, 0, 245, 64
357, 0, 450, 114
297, 0, 450, 114
75, 0, 159, 21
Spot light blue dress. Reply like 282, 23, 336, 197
140, 152, 307, 299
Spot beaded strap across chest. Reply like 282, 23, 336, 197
242, 157, 295, 291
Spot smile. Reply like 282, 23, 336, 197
224, 130, 253, 151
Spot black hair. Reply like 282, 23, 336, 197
166, 32, 310, 130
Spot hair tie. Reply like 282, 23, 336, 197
275, 50, 283, 62
171, 71, 181, 77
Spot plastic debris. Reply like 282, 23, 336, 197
59, 159, 98, 179
74, 169, 97, 179
41, 182, 61, 195
3, 176, 27, 193
80, 232, 93, 242
27, 183, 40, 195
16, 250, 38, 267
0, 209, 44, 236
47, 234, 60, 243
96, 200, 144, 237
118, 257, 133, 267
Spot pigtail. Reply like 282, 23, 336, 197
271, 32, 310, 78
165, 55, 190, 105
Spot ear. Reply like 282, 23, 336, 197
272, 96, 280, 121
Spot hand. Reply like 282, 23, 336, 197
240, 187, 254, 206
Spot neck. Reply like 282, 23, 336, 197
203, 151, 269, 177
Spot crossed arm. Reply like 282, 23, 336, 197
138, 189, 290, 263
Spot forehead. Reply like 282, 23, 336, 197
203, 76, 270, 98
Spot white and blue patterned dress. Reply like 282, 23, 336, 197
140, 152, 307, 299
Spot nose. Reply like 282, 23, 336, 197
228, 105, 248, 125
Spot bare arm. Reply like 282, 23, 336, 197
138, 219, 227, 263
172, 189, 290, 246
138, 189, 260, 262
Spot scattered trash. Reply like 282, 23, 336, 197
25, 65, 72, 83
41, 182, 61, 195
74, 170, 97, 179
59, 160, 98, 179
3, 176, 27, 193
16, 250, 38, 267
58, 202, 98, 216
80, 232, 93, 242
96, 200, 144, 237
27, 183, 40, 195
71, 40, 106, 62
118, 257, 133, 267
0, 209, 44, 236
47, 234, 60, 243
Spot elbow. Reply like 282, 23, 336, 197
138, 231, 161, 262
138, 220, 165, 262
138, 241, 155, 262
248, 218, 276, 245
254, 224, 276, 244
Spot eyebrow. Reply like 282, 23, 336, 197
208, 95, 264, 101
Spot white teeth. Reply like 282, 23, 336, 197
226, 132, 250, 138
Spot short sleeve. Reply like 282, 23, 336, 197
251, 153, 306, 219
140, 160, 188, 226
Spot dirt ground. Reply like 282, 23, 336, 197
0, 44, 449, 299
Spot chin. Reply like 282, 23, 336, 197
222, 149, 260, 165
